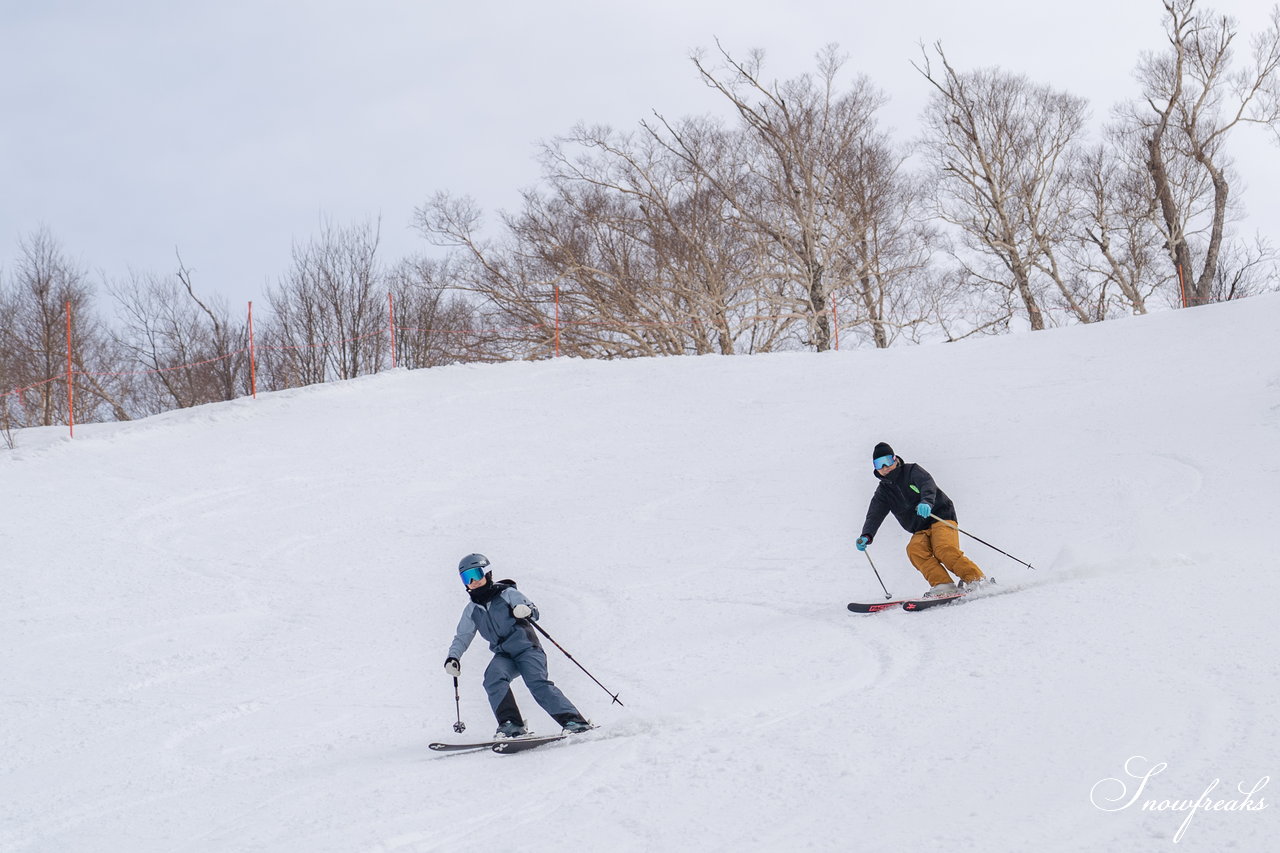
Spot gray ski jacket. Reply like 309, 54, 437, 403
447, 583, 542, 660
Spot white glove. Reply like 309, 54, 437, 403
511, 604, 532, 620
444, 657, 460, 677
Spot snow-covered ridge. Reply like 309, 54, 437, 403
4, 294, 1278, 852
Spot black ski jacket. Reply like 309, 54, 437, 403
860, 460, 957, 540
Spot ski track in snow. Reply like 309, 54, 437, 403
3, 295, 1279, 851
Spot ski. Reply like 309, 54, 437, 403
851, 582, 1013, 614
847, 594, 967, 613
491, 725, 599, 755
903, 580, 1013, 611
847, 599, 913, 613
901, 592, 967, 611
491, 733, 566, 754
430, 733, 545, 753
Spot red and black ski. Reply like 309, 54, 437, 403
847, 592, 970, 613
901, 593, 967, 611
847, 599, 913, 613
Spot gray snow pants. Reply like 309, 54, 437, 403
484, 647, 582, 726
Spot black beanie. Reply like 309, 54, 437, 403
872, 442, 894, 460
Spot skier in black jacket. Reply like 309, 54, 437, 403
857, 442, 987, 598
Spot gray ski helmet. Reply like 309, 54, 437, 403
458, 553, 490, 573
458, 553, 491, 588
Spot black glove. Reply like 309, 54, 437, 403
444, 657, 460, 677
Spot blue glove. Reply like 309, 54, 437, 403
856, 535, 871, 551
916, 502, 932, 518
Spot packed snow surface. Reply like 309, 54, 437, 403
4, 295, 1279, 852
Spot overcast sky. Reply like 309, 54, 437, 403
3, 0, 1277, 307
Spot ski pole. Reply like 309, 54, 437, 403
526, 620, 624, 706
930, 514, 1036, 570
452, 676, 466, 733
863, 548, 893, 599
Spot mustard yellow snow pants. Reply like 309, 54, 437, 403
906, 520, 985, 586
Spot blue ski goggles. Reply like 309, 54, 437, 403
460, 567, 486, 586
873, 454, 896, 471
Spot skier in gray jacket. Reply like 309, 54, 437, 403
444, 553, 592, 738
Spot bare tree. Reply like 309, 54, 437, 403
418, 45, 933, 358
262, 218, 387, 389
648, 43, 904, 351
534, 122, 796, 356
929, 263, 1018, 342
174, 256, 247, 400
0, 286, 15, 443
387, 255, 481, 368
916, 46, 1091, 330
414, 193, 561, 361
1208, 235, 1278, 301
0, 228, 127, 426
1, 229, 78, 425
109, 254, 249, 414
1065, 142, 1173, 317
827, 133, 938, 348
1123, 0, 1280, 306
0, 397, 13, 449
512, 183, 693, 358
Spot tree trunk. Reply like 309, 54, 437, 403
1010, 254, 1045, 330
1147, 132, 1196, 308
808, 261, 831, 351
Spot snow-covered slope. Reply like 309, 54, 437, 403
4, 296, 1279, 852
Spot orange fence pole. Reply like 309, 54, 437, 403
832, 300, 840, 351
248, 301, 257, 399
1176, 262, 1188, 308
65, 301, 74, 438
554, 286, 561, 358
388, 292, 397, 369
